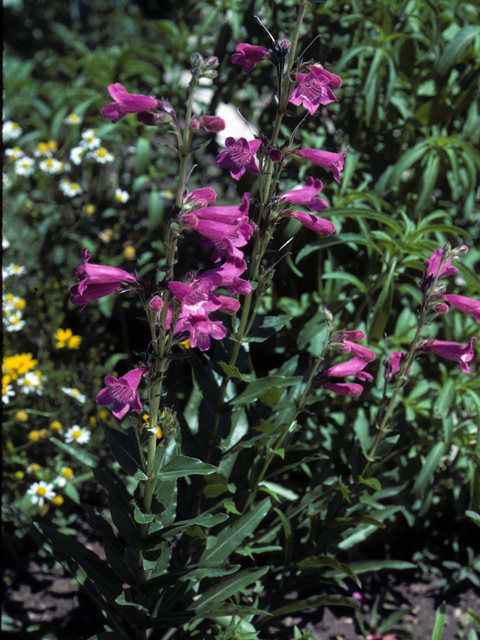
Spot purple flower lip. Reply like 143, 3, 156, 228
102, 83, 160, 124
217, 137, 263, 181
96, 367, 148, 418
231, 43, 269, 72
288, 66, 339, 115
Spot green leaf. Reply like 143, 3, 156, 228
431, 601, 447, 640
135, 136, 150, 175
94, 469, 140, 547
201, 498, 271, 563
296, 233, 383, 264
148, 188, 164, 231
270, 594, 360, 617
353, 409, 375, 458
434, 379, 455, 417
415, 153, 440, 215
50, 437, 98, 468
297, 556, 360, 587
116, 591, 149, 614
368, 261, 396, 341
412, 442, 447, 496
243, 315, 290, 343
133, 503, 155, 524
258, 481, 299, 502
189, 567, 269, 611
230, 376, 301, 406
103, 426, 144, 476
155, 454, 217, 480
217, 362, 255, 383
437, 25, 480, 79
322, 271, 368, 294
465, 511, 480, 529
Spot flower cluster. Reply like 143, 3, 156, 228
2, 353, 44, 403
315, 331, 375, 397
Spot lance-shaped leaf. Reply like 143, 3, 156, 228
201, 497, 271, 563
155, 454, 217, 480
188, 567, 269, 611
269, 594, 360, 618
230, 376, 301, 406
103, 425, 144, 476
51, 436, 98, 468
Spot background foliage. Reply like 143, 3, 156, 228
3, 0, 479, 638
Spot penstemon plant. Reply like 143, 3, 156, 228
26, 2, 479, 639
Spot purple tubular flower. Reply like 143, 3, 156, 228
102, 83, 160, 124
281, 177, 328, 212
70, 249, 138, 310
175, 316, 227, 351
441, 294, 480, 321
187, 192, 250, 225
289, 211, 335, 236
232, 44, 269, 72
316, 356, 373, 396
184, 187, 217, 208
201, 258, 252, 295
384, 351, 412, 379
423, 248, 460, 281
289, 66, 339, 115
217, 137, 263, 180
96, 367, 148, 418
296, 147, 348, 184
419, 337, 477, 374
340, 341, 376, 362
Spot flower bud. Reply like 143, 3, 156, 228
434, 302, 449, 314
269, 148, 282, 162
149, 295, 163, 313
189, 119, 200, 131
200, 115, 225, 132
452, 244, 469, 257
322, 306, 333, 323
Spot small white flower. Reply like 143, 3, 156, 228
39, 157, 64, 174
17, 371, 44, 395
2, 173, 11, 189
2, 264, 26, 278
87, 147, 115, 164
34, 144, 53, 158
59, 179, 83, 197
53, 476, 67, 487
27, 481, 56, 507
61, 387, 87, 403
64, 425, 91, 444
2, 236, 10, 250
2, 383, 15, 404
70, 146, 85, 165
64, 113, 83, 125
3, 292, 25, 311
115, 188, 130, 203
5, 147, 24, 161
81, 128, 101, 149
3, 121, 23, 142
3, 312, 26, 332
14, 156, 35, 177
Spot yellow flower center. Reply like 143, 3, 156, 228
71, 183, 80, 191
62, 467, 74, 479
72, 428, 82, 439
98, 148, 106, 157
37, 486, 47, 496
50, 421, 62, 431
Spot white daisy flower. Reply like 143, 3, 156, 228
39, 158, 63, 174
2, 173, 12, 188
64, 425, 91, 444
64, 113, 83, 125
27, 481, 56, 507
70, 146, 85, 165
2, 264, 26, 278
59, 179, 83, 197
61, 387, 87, 403
115, 188, 129, 203
3, 121, 23, 141
34, 143, 53, 158
14, 156, 35, 177
87, 147, 115, 163
3, 312, 26, 332
2, 236, 10, 250
81, 128, 101, 149
2, 382, 15, 404
17, 371, 44, 395
3, 292, 26, 312
5, 147, 24, 161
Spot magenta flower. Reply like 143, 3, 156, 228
419, 337, 476, 374
168, 278, 240, 318
232, 44, 269, 72
296, 147, 348, 184
175, 316, 227, 352
184, 187, 217, 209
315, 356, 373, 396
101, 83, 160, 124
201, 258, 252, 295
70, 249, 138, 310
288, 211, 335, 236
280, 177, 328, 212
183, 192, 250, 225
199, 218, 254, 262
383, 351, 413, 379
289, 66, 339, 115
200, 115, 226, 132
423, 247, 460, 281
440, 294, 480, 322
96, 367, 148, 418
217, 137, 263, 180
